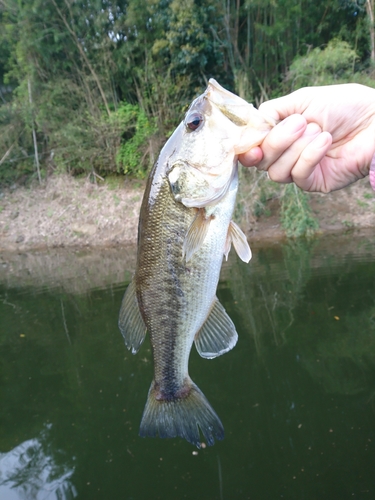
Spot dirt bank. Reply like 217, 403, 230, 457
0, 173, 374, 253
246, 176, 375, 242
0, 175, 143, 252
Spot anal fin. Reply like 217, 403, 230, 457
224, 220, 252, 263
194, 298, 238, 359
118, 279, 147, 354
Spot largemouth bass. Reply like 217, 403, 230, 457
119, 79, 274, 447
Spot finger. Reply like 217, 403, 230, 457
290, 132, 333, 191
259, 88, 311, 120
239, 146, 263, 167
255, 114, 307, 171
266, 122, 322, 183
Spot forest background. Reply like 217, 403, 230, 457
1, 0, 375, 240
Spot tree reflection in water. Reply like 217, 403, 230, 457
0, 424, 77, 500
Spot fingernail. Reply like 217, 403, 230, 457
304, 122, 322, 136
314, 131, 332, 150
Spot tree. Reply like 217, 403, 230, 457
0, 0, 374, 185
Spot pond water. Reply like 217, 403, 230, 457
1, 234, 375, 500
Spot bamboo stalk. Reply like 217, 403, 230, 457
366, 0, 375, 62
0, 143, 15, 166
28, 78, 42, 184
50, 0, 111, 117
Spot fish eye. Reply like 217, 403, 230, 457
186, 112, 203, 131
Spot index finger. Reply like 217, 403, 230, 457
252, 114, 307, 171
259, 88, 312, 120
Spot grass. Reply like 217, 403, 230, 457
357, 200, 369, 208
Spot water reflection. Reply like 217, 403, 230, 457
0, 425, 76, 500
1, 234, 375, 499
226, 237, 375, 393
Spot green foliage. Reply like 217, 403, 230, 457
284, 39, 358, 90
252, 181, 276, 218
219, 0, 368, 101
1, 0, 375, 186
280, 184, 319, 238
114, 103, 156, 178
0, 95, 36, 185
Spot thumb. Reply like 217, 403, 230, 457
259, 89, 310, 121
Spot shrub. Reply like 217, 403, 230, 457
284, 39, 358, 91
114, 103, 156, 178
280, 184, 319, 238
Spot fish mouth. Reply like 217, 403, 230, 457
205, 79, 250, 126
205, 78, 276, 129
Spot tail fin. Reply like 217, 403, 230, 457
139, 380, 224, 448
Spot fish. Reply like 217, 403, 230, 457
118, 79, 275, 447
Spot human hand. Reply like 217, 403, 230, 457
239, 84, 375, 192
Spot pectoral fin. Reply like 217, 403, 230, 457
183, 208, 212, 262
118, 280, 147, 354
195, 298, 238, 359
224, 220, 252, 263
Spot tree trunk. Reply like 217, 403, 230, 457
366, 0, 375, 63
50, 0, 111, 116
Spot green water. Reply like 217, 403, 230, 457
1, 236, 375, 499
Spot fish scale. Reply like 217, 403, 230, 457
137, 176, 222, 390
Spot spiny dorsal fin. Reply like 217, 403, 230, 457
224, 220, 252, 263
194, 298, 238, 359
183, 208, 212, 262
118, 279, 147, 354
